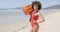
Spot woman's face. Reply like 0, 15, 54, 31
33, 5, 38, 11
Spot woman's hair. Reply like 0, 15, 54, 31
31, 1, 42, 10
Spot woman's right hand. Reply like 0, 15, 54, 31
38, 18, 45, 23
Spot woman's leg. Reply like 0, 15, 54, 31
36, 24, 39, 32
33, 24, 39, 32
30, 28, 33, 32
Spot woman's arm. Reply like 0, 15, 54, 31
37, 13, 45, 23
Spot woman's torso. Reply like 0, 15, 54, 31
30, 11, 39, 27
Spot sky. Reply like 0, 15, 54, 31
0, 0, 60, 8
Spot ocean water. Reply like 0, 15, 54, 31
0, 9, 48, 25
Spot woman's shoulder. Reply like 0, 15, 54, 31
34, 12, 40, 15
34, 12, 43, 16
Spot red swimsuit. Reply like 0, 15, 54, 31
30, 11, 39, 27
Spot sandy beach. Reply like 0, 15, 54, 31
0, 9, 60, 32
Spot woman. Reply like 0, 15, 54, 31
29, 1, 45, 32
